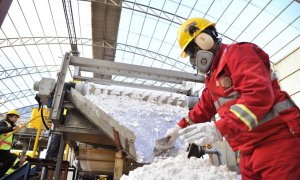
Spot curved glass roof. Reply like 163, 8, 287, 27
0, 0, 299, 118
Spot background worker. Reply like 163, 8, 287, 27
5, 152, 34, 176
165, 17, 300, 179
0, 110, 20, 177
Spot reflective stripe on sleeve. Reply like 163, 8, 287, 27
214, 101, 219, 109
258, 99, 295, 126
185, 115, 194, 125
218, 91, 240, 107
214, 91, 240, 110
0, 141, 12, 146
230, 99, 295, 131
230, 104, 258, 130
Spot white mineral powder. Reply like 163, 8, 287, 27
121, 151, 240, 180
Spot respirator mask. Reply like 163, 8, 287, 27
185, 32, 216, 74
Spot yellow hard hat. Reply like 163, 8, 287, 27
177, 17, 215, 58
6, 110, 20, 118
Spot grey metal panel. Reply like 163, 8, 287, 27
56, 127, 114, 145
70, 56, 204, 83
67, 88, 137, 159
60, 109, 115, 145
92, 0, 121, 80
50, 52, 71, 121
64, 109, 99, 130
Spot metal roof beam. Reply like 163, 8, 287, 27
0, 89, 35, 103
70, 56, 204, 84
0, 65, 58, 80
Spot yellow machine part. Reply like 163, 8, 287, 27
11, 150, 38, 158
27, 108, 51, 129
12, 149, 22, 156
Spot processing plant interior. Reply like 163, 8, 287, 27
0, 0, 299, 180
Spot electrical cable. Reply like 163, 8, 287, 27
40, 107, 50, 130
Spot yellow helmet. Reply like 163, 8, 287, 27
6, 110, 20, 118
177, 18, 215, 58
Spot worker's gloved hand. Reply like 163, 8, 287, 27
165, 124, 182, 145
179, 122, 222, 146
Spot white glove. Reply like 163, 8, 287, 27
179, 122, 222, 146
165, 124, 182, 145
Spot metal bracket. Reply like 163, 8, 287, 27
50, 52, 71, 121
69, 55, 204, 92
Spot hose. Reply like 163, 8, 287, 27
40, 107, 50, 130
205, 148, 224, 165
35, 94, 50, 130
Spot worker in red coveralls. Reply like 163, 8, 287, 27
165, 17, 300, 179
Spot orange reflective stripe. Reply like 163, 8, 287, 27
0, 121, 13, 150
0, 141, 12, 146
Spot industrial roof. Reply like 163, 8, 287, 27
0, 0, 299, 117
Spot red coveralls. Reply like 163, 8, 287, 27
178, 43, 300, 179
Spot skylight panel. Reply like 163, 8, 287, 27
13, 46, 36, 67
163, 0, 179, 14
176, 3, 192, 19
32, 0, 56, 37
267, 30, 299, 63
135, 0, 151, 5
1, 47, 25, 68
1, 78, 18, 93
1, 15, 19, 39
142, 57, 154, 66
141, 16, 158, 37
24, 45, 46, 66
3, 102, 17, 111
149, 0, 165, 10
163, 25, 177, 44
48, 0, 68, 37
152, 20, 169, 41
127, 32, 140, 47
130, 12, 146, 34
119, 9, 132, 32
11, 76, 29, 90
225, 4, 261, 40
137, 35, 152, 49
132, 54, 144, 65
0, 51, 14, 69
158, 42, 173, 56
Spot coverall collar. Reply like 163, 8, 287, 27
209, 43, 228, 74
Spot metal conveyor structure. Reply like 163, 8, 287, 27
33, 52, 205, 179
